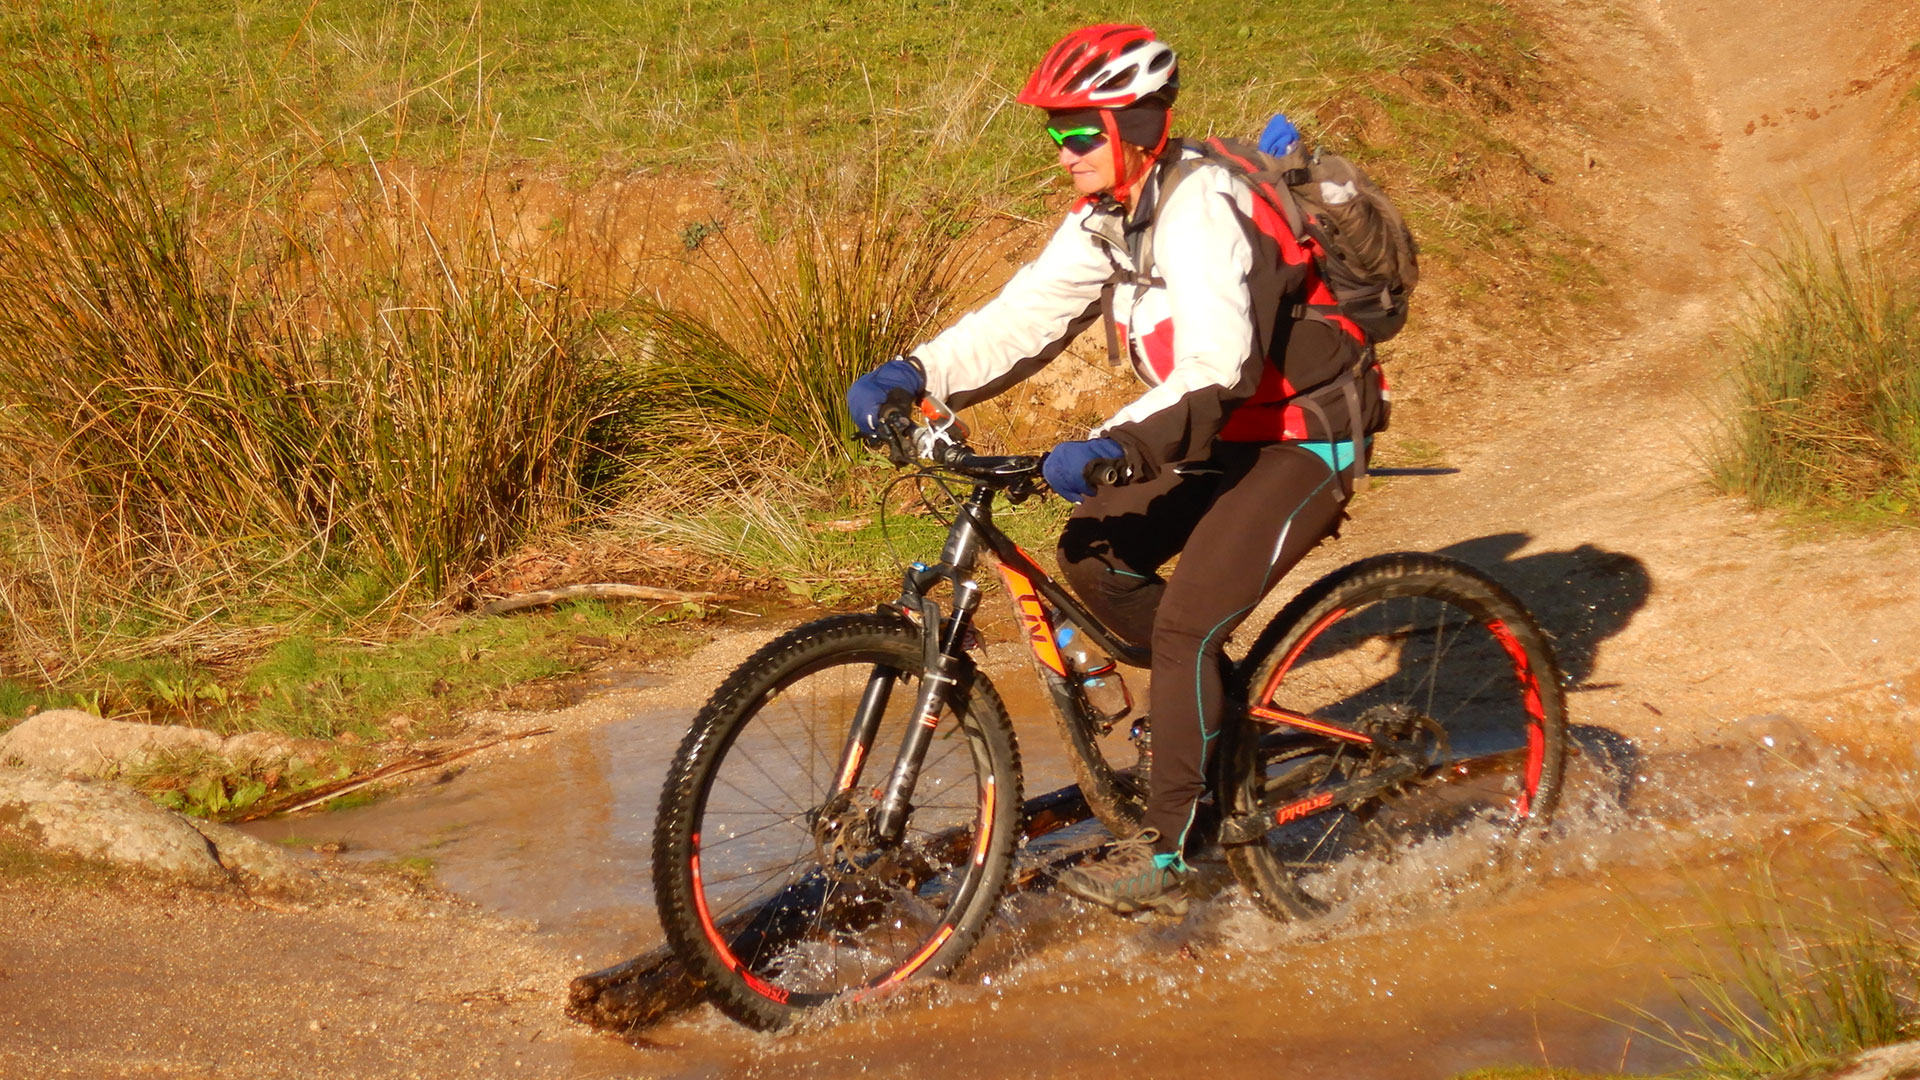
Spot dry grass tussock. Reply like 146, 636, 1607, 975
0, 45, 635, 680
1711, 219, 1920, 522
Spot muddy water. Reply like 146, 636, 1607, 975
243, 698, 1906, 1079
244, 705, 687, 964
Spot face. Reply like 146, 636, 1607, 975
1058, 136, 1117, 197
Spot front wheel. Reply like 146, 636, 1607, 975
1224, 554, 1568, 921
652, 614, 1023, 1030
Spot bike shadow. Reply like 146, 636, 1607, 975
1433, 532, 1650, 692
1435, 532, 1652, 808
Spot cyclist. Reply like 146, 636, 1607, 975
847, 24, 1387, 915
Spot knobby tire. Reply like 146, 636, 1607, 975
1224, 553, 1568, 921
651, 614, 1023, 1030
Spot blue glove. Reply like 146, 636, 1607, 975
1259, 113, 1301, 158
846, 358, 925, 437
1043, 438, 1126, 503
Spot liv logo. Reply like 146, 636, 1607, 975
994, 564, 1067, 675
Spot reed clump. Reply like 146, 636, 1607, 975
612, 144, 992, 480
1712, 220, 1920, 522
1640, 797, 1920, 1078
0, 44, 633, 681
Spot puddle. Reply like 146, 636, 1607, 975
242, 689, 1915, 1077
242, 705, 691, 965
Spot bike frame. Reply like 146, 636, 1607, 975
835, 463, 1395, 850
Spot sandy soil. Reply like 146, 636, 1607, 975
3, 1, 1918, 1077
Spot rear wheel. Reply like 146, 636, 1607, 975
652, 615, 1022, 1030
1224, 554, 1567, 921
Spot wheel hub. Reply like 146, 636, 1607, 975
1357, 703, 1447, 770
810, 791, 881, 880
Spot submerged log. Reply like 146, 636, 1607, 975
566, 783, 1095, 1036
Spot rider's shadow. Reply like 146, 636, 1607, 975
1434, 533, 1650, 692
1435, 533, 1652, 807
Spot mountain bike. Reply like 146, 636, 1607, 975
650, 400, 1568, 1030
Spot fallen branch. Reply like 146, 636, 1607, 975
232, 726, 558, 821
480, 584, 731, 616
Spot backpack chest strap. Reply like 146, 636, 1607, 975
1099, 267, 1165, 367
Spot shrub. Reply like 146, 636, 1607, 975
0, 41, 633, 675
1712, 221, 1920, 521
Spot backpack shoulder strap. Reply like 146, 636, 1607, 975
1128, 140, 1208, 285
1196, 136, 1312, 243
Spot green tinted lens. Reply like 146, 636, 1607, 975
1046, 125, 1104, 150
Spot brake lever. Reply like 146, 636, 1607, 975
874, 411, 916, 467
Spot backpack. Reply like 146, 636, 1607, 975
1094, 135, 1418, 490
1159, 135, 1420, 345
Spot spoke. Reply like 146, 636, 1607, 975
746, 700, 836, 807
1291, 810, 1350, 868
698, 811, 813, 854
711, 771, 808, 824
703, 856, 812, 890
709, 855, 810, 925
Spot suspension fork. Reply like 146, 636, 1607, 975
828, 666, 897, 796
870, 577, 983, 845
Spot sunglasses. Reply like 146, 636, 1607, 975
1046, 125, 1107, 156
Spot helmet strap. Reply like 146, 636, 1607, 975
1105, 108, 1172, 207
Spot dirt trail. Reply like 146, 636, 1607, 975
1330, 0, 1920, 763
3, 2, 1919, 1077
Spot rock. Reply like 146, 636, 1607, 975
0, 710, 222, 777
1828, 1040, 1920, 1080
186, 819, 323, 895
0, 711, 325, 778
0, 767, 227, 885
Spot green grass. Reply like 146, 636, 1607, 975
1631, 796, 1920, 1079
118, 746, 335, 818
0, 598, 713, 739
1710, 221, 1920, 523
0, 0, 1529, 188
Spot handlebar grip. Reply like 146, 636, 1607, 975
1088, 460, 1123, 488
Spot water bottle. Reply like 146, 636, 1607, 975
1055, 624, 1133, 724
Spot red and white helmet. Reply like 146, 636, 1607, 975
1017, 24, 1178, 110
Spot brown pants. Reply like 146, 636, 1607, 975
1058, 441, 1349, 854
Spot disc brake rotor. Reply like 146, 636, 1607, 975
810, 791, 884, 882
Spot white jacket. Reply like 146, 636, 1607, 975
911, 144, 1368, 477
917, 152, 1258, 435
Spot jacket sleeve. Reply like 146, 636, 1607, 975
1094, 165, 1271, 478
911, 207, 1112, 411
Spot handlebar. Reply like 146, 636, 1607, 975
867, 398, 1044, 488
865, 393, 1129, 499
1086, 460, 1124, 488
